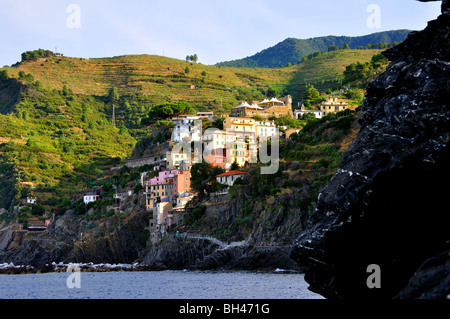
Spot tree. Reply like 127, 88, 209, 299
108, 87, 120, 104
301, 112, 317, 122
190, 160, 212, 200
184, 66, 190, 74
31, 204, 45, 216
267, 86, 279, 98
21, 49, 55, 62
211, 117, 225, 130
303, 86, 320, 100
186, 54, 199, 63
344, 88, 363, 101
0, 70, 8, 81
328, 45, 338, 52
230, 161, 240, 171
62, 84, 70, 96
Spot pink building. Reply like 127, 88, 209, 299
149, 169, 180, 185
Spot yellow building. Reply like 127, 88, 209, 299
226, 139, 248, 167
222, 117, 258, 166
223, 117, 256, 144
320, 97, 349, 115
144, 179, 175, 211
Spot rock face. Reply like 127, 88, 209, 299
0, 210, 151, 268
141, 186, 307, 271
291, 5, 450, 299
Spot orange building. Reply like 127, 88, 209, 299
174, 170, 191, 195
204, 154, 227, 169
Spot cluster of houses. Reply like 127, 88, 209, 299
75, 94, 352, 238
293, 96, 351, 119
16, 94, 352, 237
141, 114, 280, 235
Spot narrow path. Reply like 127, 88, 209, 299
180, 233, 249, 249
0, 225, 14, 233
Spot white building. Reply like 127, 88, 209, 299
27, 197, 37, 205
255, 120, 278, 140
166, 151, 190, 170
197, 111, 214, 121
293, 105, 324, 119
83, 193, 100, 204
216, 170, 246, 186
171, 115, 201, 143
176, 194, 194, 209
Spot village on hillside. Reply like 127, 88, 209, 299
21, 94, 355, 242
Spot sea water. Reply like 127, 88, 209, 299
0, 270, 323, 299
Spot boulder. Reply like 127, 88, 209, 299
291, 4, 450, 299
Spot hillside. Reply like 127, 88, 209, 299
3, 49, 383, 110
0, 77, 136, 210
0, 48, 385, 211
216, 30, 410, 68
4, 54, 294, 114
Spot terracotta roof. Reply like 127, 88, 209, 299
216, 170, 246, 177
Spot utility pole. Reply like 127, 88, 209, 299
112, 104, 116, 127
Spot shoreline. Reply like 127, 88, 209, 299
0, 262, 300, 275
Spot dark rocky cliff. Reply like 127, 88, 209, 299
141, 189, 306, 271
290, 2, 450, 299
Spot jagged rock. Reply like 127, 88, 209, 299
141, 238, 219, 269
291, 4, 450, 299
395, 250, 450, 299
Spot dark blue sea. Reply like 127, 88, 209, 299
0, 270, 323, 299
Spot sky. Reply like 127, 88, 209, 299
0, 0, 442, 67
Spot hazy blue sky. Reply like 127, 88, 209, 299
0, 0, 442, 66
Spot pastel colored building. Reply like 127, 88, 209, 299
320, 96, 349, 115
255, 120, 278, 140
174, 170, 191, 195
166, 151, 190, 169
149, 169, 181, 185
223, 117, 257, 145
204, 154, 227, 169
83, 193, 100, 204
171, 115, 201, 143
216, 170, 246, 186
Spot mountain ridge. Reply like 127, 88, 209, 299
216, 29, 411, 68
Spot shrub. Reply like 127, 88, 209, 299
184, 204, 206, 227
31, 204, 45, 216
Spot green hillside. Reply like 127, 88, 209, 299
216, 30, 410, 68
0, 48, 385, 211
